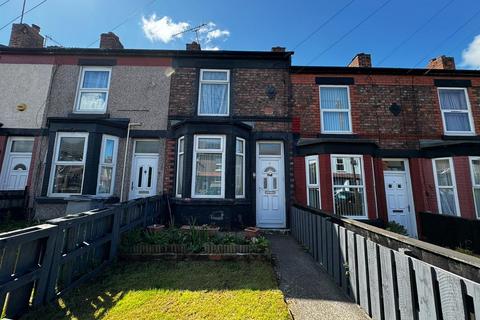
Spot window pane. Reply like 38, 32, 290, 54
323, 111, 350, 132
236, 139, 244, 154
474, 188, 480, 219
332, 157, 363, 186
52, 165, 84, 194
471, 159, 480, 185
439, 89, 468, 110
78, 92, 107, 111
194, 153, 222, 196
308, 187, 320, 209
135, 140, 160, 153
203, 71, 228, 81
82, 71, 109, 89
444, 113, 470, 132
176, 153, 184, 195
382, 160, 405, 171
178, 138, 184, 153
98, 166, 112, 194
199, 83, 228, 115
235, 154, 244, 196
320, 87, 349, 110
435, 160, 453, 186
11, 140, 33, 153
308, 161, 317, 184
198, 137, 222, 150
58, 137, 85, 162
103, 139, 115, 164
334, 187, 364, 216
439, 188, 457, 215
258, 143, 281, 155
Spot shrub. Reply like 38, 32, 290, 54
386, 221, 409, 236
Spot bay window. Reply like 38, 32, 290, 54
176, 137, 185, 198
75, 67, 111, 113
438, 88, 474, 135
192, 135, 225, 198
97, 135, 118, 196
470, 157, 480, 219
320, 86, 352, 133
49, 132, 88, 196
331, 155, 366, 218
305, 155, 320, 209
432, 158, 459, 216
235, 138, 245, 198
198, 70, 230, 116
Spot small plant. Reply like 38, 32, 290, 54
386, 221, 409, 236
251, 236, 270, 253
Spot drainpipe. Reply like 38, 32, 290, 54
120, 122, 142, 202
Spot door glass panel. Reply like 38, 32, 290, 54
11, 140, 33, 153
259, 143, 281, 156
147, 167, 152, 188
382, 160, 405, 171
135, 141, 160, 153
58, 137, 85, 161
13, 164, 27, 171
273, 177, 278, 190
138, 166, 143, 187
263, 178, 268, 189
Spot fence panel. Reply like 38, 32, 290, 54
290, 205, 480, 320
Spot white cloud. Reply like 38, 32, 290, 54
206, 29, 230, 42
141, 15, 189, 43
205, 46, 220, 51
462, 35, 480, 69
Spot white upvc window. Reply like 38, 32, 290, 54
74, 67, 112, 113
469, 157, 480, 219
432, 158, 460, 216
305, 155, 320, 209
175, 136, 185, 198
331, 155, 367, 218
192, 135, 226, 198
319, 85, 352, 134
97, 135, 118, 196
198, 69, 230, 116
438, 88, 474, 135
235, 138, 245, 198
48, 132, 89, 196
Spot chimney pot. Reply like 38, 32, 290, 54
9, 23, 44, 48
100, 32, 124, 49
272, 46, 286, 52
348, 53, 372, 68
426, 55, 455, 70
186, 41, 201, 51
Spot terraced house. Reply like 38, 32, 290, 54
292, 53, 480, 237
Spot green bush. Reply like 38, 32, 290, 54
386, 221, 409, 236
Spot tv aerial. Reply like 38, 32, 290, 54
172, 23, 208, 44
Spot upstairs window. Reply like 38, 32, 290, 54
75, 67, 111, 113
320, 86, 352, 133
432, 158, 459, 216
97, 135, 118, 196
305, 155, 320, 209
438, 88, 474, 135
192, 135, 225, 198
198, 70, 230, 116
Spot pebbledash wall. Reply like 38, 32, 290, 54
291, 57, 480, 236
164, 50, 293, 229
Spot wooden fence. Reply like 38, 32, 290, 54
291, 205, 480, 320
0, 195, 165, 319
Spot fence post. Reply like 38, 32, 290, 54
110, 203, 123, 260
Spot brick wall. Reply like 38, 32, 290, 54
168, 68, 197, 117
163, 138, 176, 194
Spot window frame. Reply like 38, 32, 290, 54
469, 156, 480, 219
74, 66, 112, 114
96, 135, 119, 196
175, 136, 185, 198
432, 157, 460, 216
330, 154, 367, 219
235, 137, 246, 199
48, 132, 89, 197
197, 69, 230, 117
319, 85, 353, 134
437, 87, 475, 136
191, 134, 226, 198
305, 155, 321, 209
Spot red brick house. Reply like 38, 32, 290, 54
292, 54, 480, 237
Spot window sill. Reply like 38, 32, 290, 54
442, 134, 479, 140
68, 113, 110, 119
171, 198, 251, 206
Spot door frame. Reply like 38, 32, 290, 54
0, 136, 34, 190
255, 140, 286, 229
382, 158, 418, 237
128, 139, 160, 200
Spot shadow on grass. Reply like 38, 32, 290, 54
21, 260, 283, 320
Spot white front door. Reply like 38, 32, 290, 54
256, 141, 286, 228
383, 159, 417, 237
0, 137, 34, 190
129, 155, 158, 200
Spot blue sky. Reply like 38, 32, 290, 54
1, 0, 480, 69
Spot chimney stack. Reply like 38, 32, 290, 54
348, 53, 372, 68
100, 32, 124, 49
186, 41, 201, 51
271, 46, 286, 52
9, 23, 44, 48
426, 55, 455, 70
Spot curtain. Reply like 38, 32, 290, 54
323, 111, 350, 132
98, 166, 112, 194
308, 162, 317, 184
194, 153, 222, 196
320, 87, 349, 109
439, 188, 457, 215
444, 113, 470, 132
435, 160, 452, 186
203, 71, 228, 81
308, 187, 320, 208
235, 154, 244, 196
439, 89, 467, 110
83, 71, 109, 89
200, 83, 228, 115
474, 188, 480, 219
79, 92, 107, 111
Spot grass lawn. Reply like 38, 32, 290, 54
22, 260, 290, 320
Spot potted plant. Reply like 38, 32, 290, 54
244, 227, 260, 239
